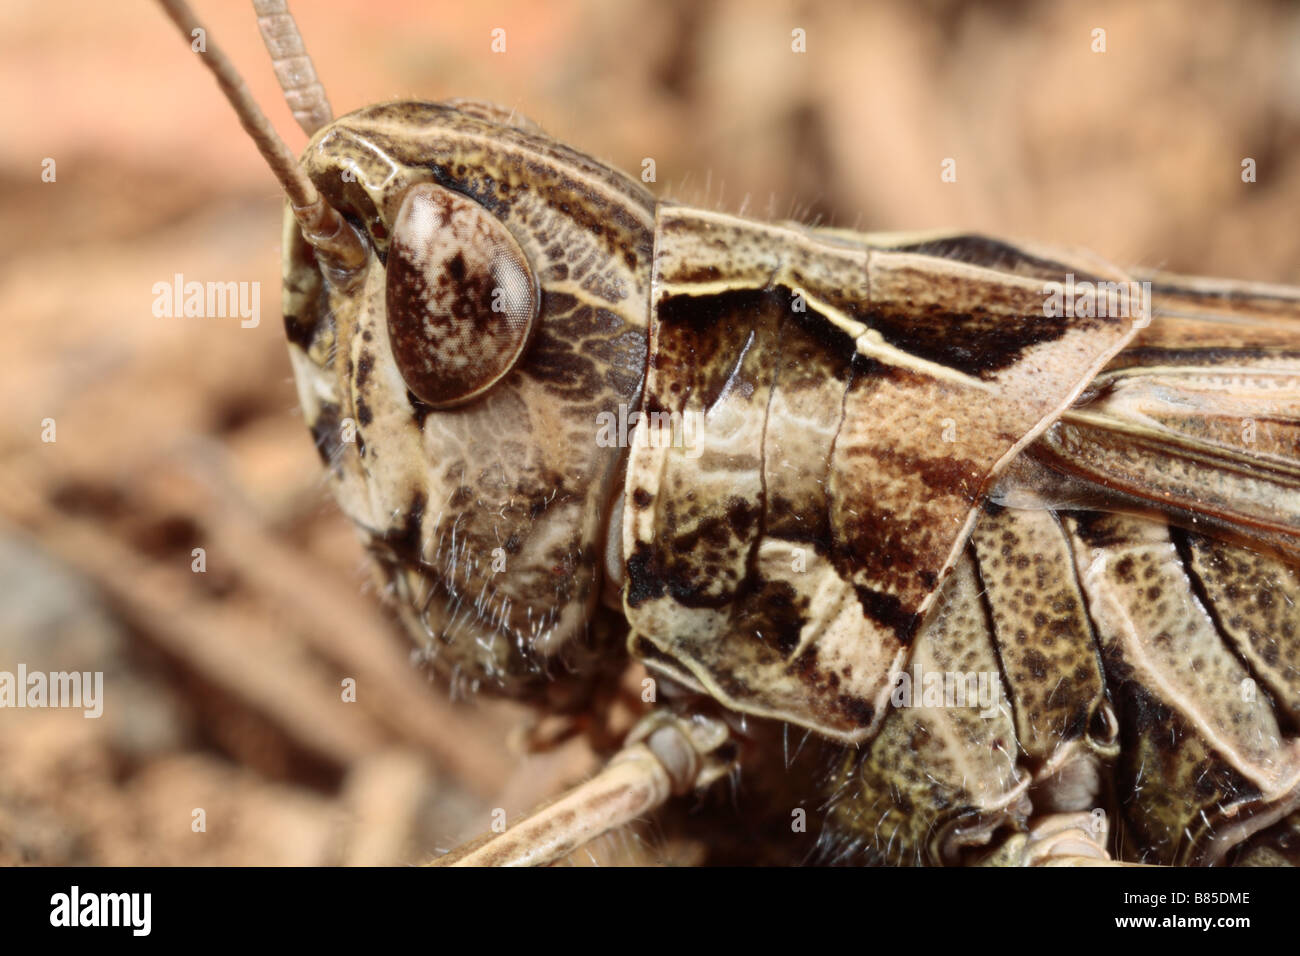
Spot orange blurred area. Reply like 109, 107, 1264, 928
1, 0, 1298, 864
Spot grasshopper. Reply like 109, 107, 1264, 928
159, 0, 1300, 866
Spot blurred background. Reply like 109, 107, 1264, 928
2, 0, 1299, 865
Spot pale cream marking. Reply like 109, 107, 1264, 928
350, 119, 657, 233
1078, 542, 1300, 795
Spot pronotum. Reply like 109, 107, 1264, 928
159, 0, 1300, 866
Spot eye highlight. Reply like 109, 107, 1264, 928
385, 182, 539, 409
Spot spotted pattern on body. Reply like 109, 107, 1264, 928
969, 504, 1115, 770
624, 208, 1143, 743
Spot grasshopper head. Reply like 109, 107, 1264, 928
158, 0, 656, 704
285, 101, 655, 701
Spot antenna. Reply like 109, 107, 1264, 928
156, 0, 366, 281
252, 0, 333, 136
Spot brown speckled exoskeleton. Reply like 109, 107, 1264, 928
160, 0, 1300, 866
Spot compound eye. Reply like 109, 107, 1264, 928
385, 182, 539, 408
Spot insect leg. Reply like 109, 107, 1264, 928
430, 713, 735, 867
981, 811, 1150, 866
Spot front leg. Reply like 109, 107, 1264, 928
979, 811, 1138, 866
431, 712, 735, 867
